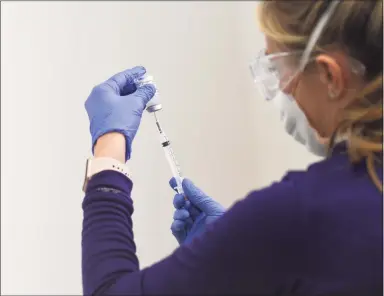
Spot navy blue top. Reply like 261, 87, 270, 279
82, 147, 383, 295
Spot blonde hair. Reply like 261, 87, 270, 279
258, 0, 383, 191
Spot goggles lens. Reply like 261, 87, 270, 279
249, 50, 297, 101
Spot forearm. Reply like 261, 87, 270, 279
82, 67, 159, 294
82, 170, 138, 295
94, 132, 126, 163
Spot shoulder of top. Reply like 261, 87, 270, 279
282, 153, 351, 184
244, 158, 335, 202
243, 152, 370, 210
239, 155, 350, 222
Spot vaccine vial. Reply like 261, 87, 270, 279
134, 75, 162, 113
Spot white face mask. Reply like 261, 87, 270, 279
273, 91, 327, 157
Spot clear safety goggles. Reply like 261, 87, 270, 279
249, 50, 304, 101
249, 49, 366, 101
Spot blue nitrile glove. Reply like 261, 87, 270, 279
85, 66, 156, 161
170, 178, 225, 245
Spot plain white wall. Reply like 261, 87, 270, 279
1, 1, 319, 294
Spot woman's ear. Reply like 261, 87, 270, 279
316, 54, 345, 100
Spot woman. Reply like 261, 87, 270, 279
82, 1, 383, 295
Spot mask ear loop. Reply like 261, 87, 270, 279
299, 0, 341, 71
277, 0, 341, 99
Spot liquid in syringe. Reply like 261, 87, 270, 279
154, 113, 184, 194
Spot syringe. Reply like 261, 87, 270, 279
153, 112, 184, 195
134, 74, 184, 194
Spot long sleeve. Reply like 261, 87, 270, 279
82, 170, 306, 295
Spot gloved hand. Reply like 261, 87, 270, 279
85, 66, 156, 161
170, 178, 225, 245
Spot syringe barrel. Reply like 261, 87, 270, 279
134, 75, 162, 113
162, 145, 184, 194
159, 133, 184, 195
174, 176, 184, 195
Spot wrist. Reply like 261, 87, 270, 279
94, 132, 126, 163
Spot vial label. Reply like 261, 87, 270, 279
134, 75, 154, 87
